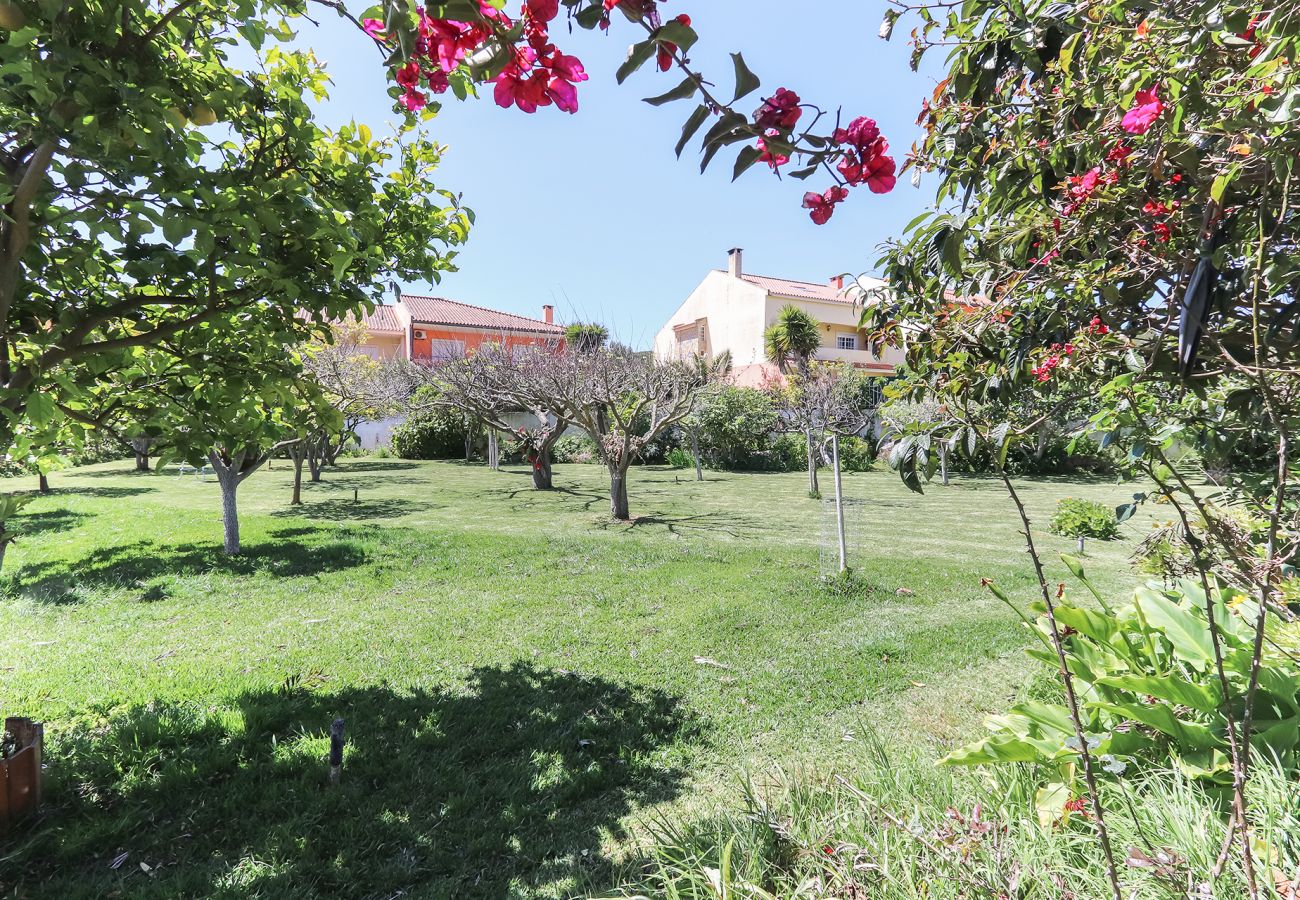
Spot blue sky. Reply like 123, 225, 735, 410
301, 2, 942, 347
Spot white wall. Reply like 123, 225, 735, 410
652, 270, 771, 367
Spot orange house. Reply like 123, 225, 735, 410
352, 294, 565, 361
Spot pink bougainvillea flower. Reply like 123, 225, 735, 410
755, 88, 802, 130
1121, 85, 1163, 135
757, 130, 788, 170
400, 88, 427, 112
865, 152, 896, 193
361, 18, 387, 40
526, 0, 559, 22
1105, 140, 1132, 164
549, 52, 588, 84
547, 76, 579, 113
802, 186, 849, 225
833, 116, 880, 150
395, 60, 421, 89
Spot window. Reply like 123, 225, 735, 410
427, 338, 465, 362
836, 334, 858, 351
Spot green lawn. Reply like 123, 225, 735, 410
0, 458, 1151, 899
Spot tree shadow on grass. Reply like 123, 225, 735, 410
333, 460, 421, 473
18, 508, 90, 536
596, 510, 765, 540
6, 663, 699, 900
52, 485, 157, 498
7, 532, 374, 605
271, 497, 438, 522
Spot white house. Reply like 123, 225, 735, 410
652, 249, 903, 386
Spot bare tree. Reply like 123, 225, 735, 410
559, 351, 704, 520
773, 363, 879, 572
421, 343, 572, 490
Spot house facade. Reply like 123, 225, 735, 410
347, 293, 565, 448
352, 294, 565, 362
652, 249, 903, 386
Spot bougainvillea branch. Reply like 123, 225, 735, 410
364, 0, 894, 222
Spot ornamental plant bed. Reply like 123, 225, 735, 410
0, 717, 43, 828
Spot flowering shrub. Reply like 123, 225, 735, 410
1049, 498, 1121, 542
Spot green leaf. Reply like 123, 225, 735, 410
652, 19, 697, 52
1135, 588, 1215, 665
27, 392, 57, 426
731, 145, 762, 181
729, 52, 760, 103
644, 75, 698, 107
674, 104, 710, 158
616, 40, 656, 84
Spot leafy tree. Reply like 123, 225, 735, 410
0, 0, 466, 510
679, 350, 732, 480
689, 385, 781, 472
864, 0, 1300, 890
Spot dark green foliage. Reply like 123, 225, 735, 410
390, 392, 479, 460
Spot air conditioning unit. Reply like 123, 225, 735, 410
414, 330, 427, 340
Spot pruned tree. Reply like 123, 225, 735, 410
558, 351, 704, 520
422, 343, 571, 489
302, 321, 417, 480
772, 363, 880, 573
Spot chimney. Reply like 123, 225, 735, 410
830, 275, 844, 291
542, 304, 554, 324
727, 247, 743, 278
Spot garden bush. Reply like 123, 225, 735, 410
1049, 497, 1121, 541
836, 435, 876, 473
390, 393, 479, 460
550, 435, 599, 464
693, 386, 781, 470
666, 447, 693, 469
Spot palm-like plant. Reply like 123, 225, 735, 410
764, 306, 824, 496
763, 305, 822, 374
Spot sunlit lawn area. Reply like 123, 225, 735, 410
0, 458, 1153, 898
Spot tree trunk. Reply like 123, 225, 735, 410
0, 539, 7, 573
37, 472, 49, 494
307, 442, 323, 483
131, 436, 152, 471
939, 443, 950, 486
211, 463, 242, 556
531, 446, 554, 490
610, 465, 631, 520
806, 429, 820, 496
690, 427, 703, 481
291, 450, 304, 506
831, 434, 847, 574
135, 451, 150, 472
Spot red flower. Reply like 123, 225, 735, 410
396, 60, 421, 89
864, 152, 896, 194
361, 18, 387, 40
1142, 200, 1170, 217
833, 116, 880, 150
1105, 141, 1132, 164
526, 0, 559, 22
757, 130, 789, 170
1121, 85, 1163, 135
1088, 316, 1110, 336
755, 88, 802, 130
802, 186, 849, 225
1153, 221, 1172, 242
400, 88, 427, 112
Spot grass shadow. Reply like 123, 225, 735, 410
7, 535, 373, 605
271, 498, 437, 522
598, 511, 766, 539
54, 486, 157, 498
18, 508, 90, 536
6, 663, 699, 899
333, 460, 421, 473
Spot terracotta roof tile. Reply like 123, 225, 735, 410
401, 294, 564, 333
356, 304, 403, 333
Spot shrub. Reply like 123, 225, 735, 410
950, 576, 1300, 794
693, 386, 781, 470
550, 435, 599, 464
836, 435, 876, 473
1049, 497, 1121, 540
390, 402, 479, 460
666, 447, 693, 469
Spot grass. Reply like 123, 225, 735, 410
0, 457, 1155, 898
